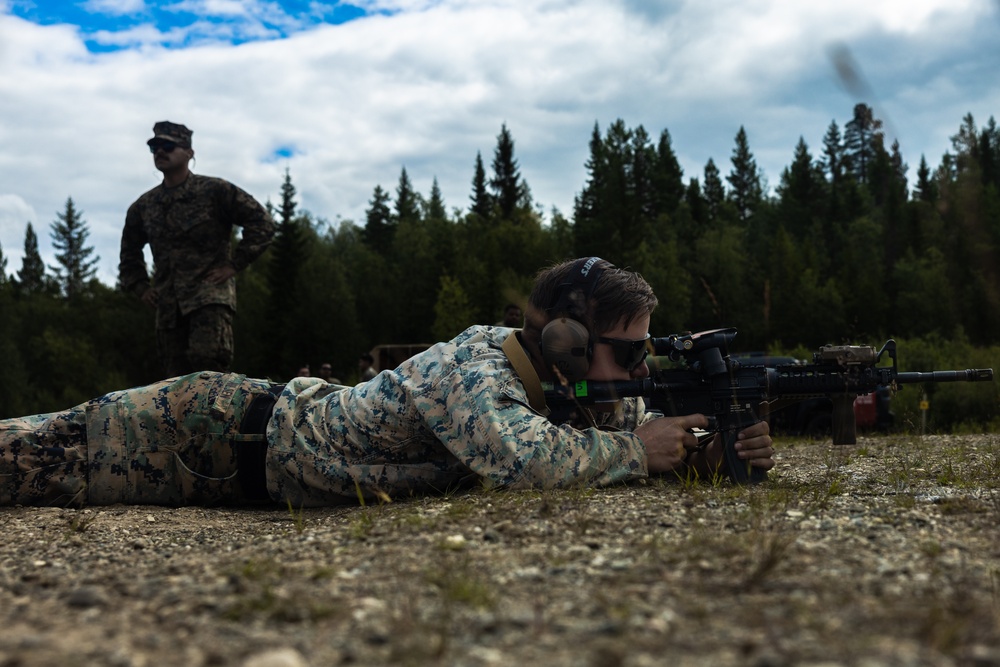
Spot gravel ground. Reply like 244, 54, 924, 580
1, 434, 999, 667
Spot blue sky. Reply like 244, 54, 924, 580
1, 0, 999, 285
8, 0, 370, 50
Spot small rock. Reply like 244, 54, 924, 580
242, 648, 308, 667
443, 534, 466, 549
66, 586, 108, 608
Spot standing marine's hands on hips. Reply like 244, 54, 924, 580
204, 264, 237, 285
140, 287, 159, 308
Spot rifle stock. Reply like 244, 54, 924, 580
543, 328, 994, 485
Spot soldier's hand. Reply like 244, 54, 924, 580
140, 287, 159, 308
699, 420, 775, 473
635, 414, 709, 474
732, 420, 775, 468
204, 265, 237, 285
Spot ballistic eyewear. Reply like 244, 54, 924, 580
597, 334, 650, 372
149, 141, 179, 154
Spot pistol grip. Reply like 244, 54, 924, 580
831, 394, 857, 445
722, 429, 768, 485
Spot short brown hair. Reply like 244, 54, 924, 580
527, 257, 657, 335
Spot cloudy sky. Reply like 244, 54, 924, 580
1, 0, 998, 286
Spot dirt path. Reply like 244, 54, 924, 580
1, 434, 998, 667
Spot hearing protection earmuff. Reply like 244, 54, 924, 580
540, 257, 607, 381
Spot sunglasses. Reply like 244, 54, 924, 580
597, 334, 650, 372
148, 141, 179, 154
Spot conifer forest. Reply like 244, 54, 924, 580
1, 105, 998, 431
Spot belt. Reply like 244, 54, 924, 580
236, 384, 285, 502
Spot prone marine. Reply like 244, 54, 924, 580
0, 257, 773, 507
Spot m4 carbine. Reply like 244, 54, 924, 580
543, 328, 994, 485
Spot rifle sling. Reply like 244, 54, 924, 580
501, 331, 549, 416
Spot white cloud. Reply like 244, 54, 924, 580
88, 18, 281, 47
349, 0, 443, 12
0, 14, 90, 65
0, 0, 998, 286
82, 0, 147, 15
166, 0, 257, 17
165, 0, 307, 29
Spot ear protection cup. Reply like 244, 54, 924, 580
540, 317, 593, 381
539, 257, 609, 381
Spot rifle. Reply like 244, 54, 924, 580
543, 327, 994, 485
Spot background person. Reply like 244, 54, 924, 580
495, 303, 523, 328
358, 352, 377, 381
119, 121, 276, 378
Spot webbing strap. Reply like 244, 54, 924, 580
501, 332, 549, 416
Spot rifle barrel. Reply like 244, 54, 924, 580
896, 369, 993, 383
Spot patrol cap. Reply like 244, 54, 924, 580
147, 121, 192, 148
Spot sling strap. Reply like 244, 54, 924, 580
501, 331, 549, 416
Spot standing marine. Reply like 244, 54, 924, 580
119, 121, 275, 377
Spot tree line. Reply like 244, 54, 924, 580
1, 106, 998, 429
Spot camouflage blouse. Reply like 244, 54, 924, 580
265, 326, 654, 506
119, 173, 275, 326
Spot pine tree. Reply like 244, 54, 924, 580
265, 170, 311, 373
652, 129, 685, 218
889, 140, 909, 198
394, 167, 421, 224
627, 124, 666, 250
979, 116, 999, 190
573, 119, 654, 261
469, 152, 492, 219
726, 126, 764, 224
950, 113, 979, 171
426, 178, 447, 221
573, 123, 609, 256
268, 171, 308, 296
364, 185, 394, 251
279, 167, 297, 225
702, 159, 725, 222
822, 120, 846, 184
629, 124, 653, 229
914, 155, 938, 203
489, 123, 529, 220
684, 178, 708, 226
844, 103, 884, 185
777, 137, 825, 236
16, 223, 48, 294
822, 120, 850, 222
49, 197, 99, 298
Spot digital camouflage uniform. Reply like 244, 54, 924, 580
120, 123, 275, 377
0, 373, 276, 506
0, 326, 654, 507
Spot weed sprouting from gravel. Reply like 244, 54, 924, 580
286, 499, 307, 535
65, 510, 97, 534
425, 555, 496, 610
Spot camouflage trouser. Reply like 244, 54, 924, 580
158, 304, 235, 378
0, 372, 276, 507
